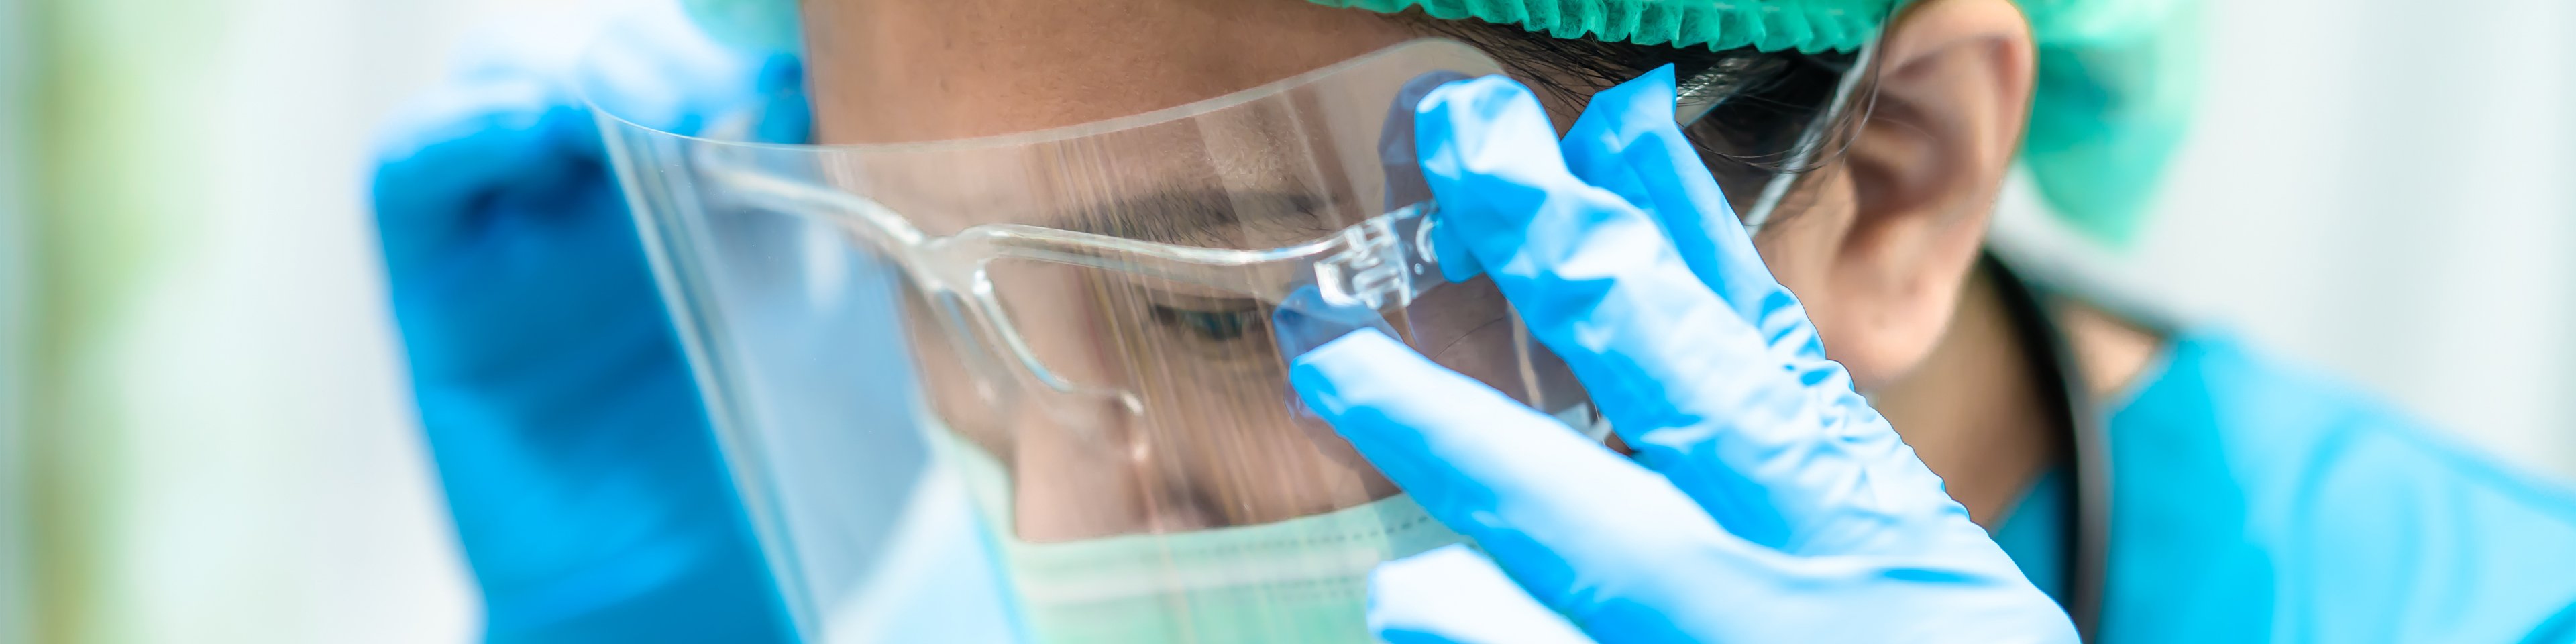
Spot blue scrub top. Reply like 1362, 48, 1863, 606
1994, 331, 2576, 642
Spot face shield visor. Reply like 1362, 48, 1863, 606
594, 36, 1872, 643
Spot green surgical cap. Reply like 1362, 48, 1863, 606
2016, 0, 2202, 246
685, 0, 2198, 246
1314, 0, 2204, 247
1311, 0, 1897, 54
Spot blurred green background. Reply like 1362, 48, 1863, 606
3, 1, 533, 641
0, 0, 2571, 641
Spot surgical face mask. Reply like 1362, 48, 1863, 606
592, 37, 1858, 643
935, 403, 1605, 643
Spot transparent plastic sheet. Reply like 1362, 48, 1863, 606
594, 37, 1866, 643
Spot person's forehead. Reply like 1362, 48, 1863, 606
801, 0, 1419, 144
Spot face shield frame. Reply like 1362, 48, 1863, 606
591, 30, 1883, 643
672, 35, 1882, 422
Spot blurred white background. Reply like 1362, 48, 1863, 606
2169, 0, 2576, 474
3, 0, 2571, 641
10, 0, 536, 641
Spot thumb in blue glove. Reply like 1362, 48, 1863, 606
1289, 68, 2074, 643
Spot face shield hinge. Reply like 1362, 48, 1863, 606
1312, 207, 1438, 311
1314, 221, 1402, 310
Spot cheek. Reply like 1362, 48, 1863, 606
1756, 228, 1946, 392
1746, 191, 1911, 392
1751, 230, 1849, 366
1409, 278, 1587, 414
1750, 209, 1843, 335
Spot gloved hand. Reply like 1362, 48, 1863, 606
1287, 68, 2076, 643
368, 1, 804, 639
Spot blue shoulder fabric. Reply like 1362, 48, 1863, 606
2097, 332, 2576, 642
1989, 468, 2071, 604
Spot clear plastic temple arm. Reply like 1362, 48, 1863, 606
706, 159, 1446, 310
1305, 203, 1441, 310
705, 164, 930, 250
959, 203, 1442, 309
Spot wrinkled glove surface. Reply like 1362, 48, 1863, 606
1289, 68, 2077, 644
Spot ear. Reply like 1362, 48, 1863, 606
1799, 0, 2035, 388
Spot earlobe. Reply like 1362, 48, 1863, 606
1801, 0, 2037, 386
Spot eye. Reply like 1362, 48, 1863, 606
1148, 303, 1265, 343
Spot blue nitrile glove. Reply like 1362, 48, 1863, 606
1286, 68, 2077, 643
368, 1, 805, 639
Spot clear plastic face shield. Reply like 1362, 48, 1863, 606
595, 36, 1872, 644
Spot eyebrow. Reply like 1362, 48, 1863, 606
1043, 189, 1345, 248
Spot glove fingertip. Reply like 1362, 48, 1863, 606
1369, 545, 1591, 644
1286, 327, 1413, 421
1370, 544, 1500, 598
1589, 64, 1679, 133
1413, 76, 1567, 186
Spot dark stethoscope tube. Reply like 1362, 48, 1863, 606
1984, 254, 2114, 641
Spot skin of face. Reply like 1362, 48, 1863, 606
804, 0, 2146, 539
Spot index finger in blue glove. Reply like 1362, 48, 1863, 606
1415, 76, 1962, 555
1295, 331, 2073, 644
1290, 329, 1759, 635
1556, 66, 1826, 366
